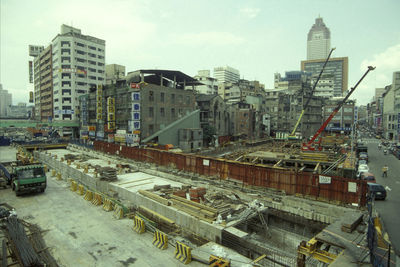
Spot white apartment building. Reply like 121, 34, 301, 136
0, 84, 12, 117
192, 70, 218, 94
307, 17, 331, 60
213, 66, 240, 84
52, 25, 105, 121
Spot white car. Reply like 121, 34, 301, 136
357, 164, 369, 178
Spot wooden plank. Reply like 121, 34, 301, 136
138, 190, 170, 206
170, 195, 218, 213
171, 200, 216, 219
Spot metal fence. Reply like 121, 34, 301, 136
93, 140, 368, 207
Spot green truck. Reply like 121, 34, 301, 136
0, 161, 46, 196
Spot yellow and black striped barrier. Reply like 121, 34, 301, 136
113, 205, 124, 219
209, 255, 230, 266
77, 184, 85, 195
152, 230, 168, 250
84, 190, 93, 201
91, 192, 103, 206
174, 241, 191, 264
103, 198, 114, 211
133, 215, 145, 234
70, 180, 77, 191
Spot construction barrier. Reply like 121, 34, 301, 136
103, 198, 114, 211
51, 169, 56, 176
91, 192, 103, 206
70, 180, 77, 192
77, 184, 85, 195
152, 230, 168, 250
113, 205, 124, 219
209, 255, 230, 266
84, 190, 93, 201
175, 241, 192, 264
56, 172, 62, 180
133, 215, 145, 234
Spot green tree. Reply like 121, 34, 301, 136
202, 124, 216, 146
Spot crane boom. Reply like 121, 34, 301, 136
302, 66, 375, 150
289, 48, 336, 137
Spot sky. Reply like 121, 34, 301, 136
1, 0, 400, 105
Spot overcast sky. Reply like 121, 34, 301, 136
1, 0, 400, 105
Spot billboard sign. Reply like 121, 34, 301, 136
29, 61, 33, 83
28, 45, 44, 57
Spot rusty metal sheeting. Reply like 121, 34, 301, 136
93, 141, 367, 206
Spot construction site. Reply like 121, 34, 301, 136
1, 134, 381, 267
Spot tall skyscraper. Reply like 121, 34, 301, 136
307, 17, 331, 60
52, 24, 105, 121
213, 66, 240, 84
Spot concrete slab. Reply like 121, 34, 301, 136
112, 172, 184, 192
192, 241, 253, 267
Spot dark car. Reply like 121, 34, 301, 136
368, 183, 387, 200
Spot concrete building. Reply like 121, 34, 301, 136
6, 103, 34, 119
323, 98, 356, 134
381, 72, 400, 141
227, 102, 255, 139
0, 84, 12, 117
105, 64, 126, 85
33, 45, 53, 122
52, 24, 105, 122
218, 79, 264, 103
195, 94, 229, 138
307, 17, 331, 60
213, 66, 240, 84
191, 70, 218, 95
80, 69, 202, 148
265, 75, 324, 138
301, 57, 348, 97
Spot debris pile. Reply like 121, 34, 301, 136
98, 167, 118, 181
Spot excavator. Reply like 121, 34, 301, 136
288, 47, 336, 140
302, 66, 375, 151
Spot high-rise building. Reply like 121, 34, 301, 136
192, 70, 218, 95
33, 45, 53, 121
301, 57, 348, 97
0, 84, 12, 117
307, 17, 331, 60
213, 66, 240, 84
52, 25, 105, 121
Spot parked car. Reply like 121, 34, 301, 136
357, 164, 369, 178
358, 159, 367, 166
367, 183, 387, 200
359, 152, 368, 162
361, 172, 376, 183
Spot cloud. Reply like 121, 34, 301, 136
352, 43, 400, 105
175, 31, 245, 46
240, 7, 260, 19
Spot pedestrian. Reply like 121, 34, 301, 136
382, 165, 388, 177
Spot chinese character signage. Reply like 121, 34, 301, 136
130, 83, 140, 89
132, 92, 140, 101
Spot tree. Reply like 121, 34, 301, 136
202, 124, 216, 146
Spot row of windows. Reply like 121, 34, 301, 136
147, 107, 186, 118
148, 91, 191, 104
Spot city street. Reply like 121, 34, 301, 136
362, 137, 400, 256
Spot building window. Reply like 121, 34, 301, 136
171, 94, 175, 103
186, 96, 190, 103
160, 107, 165, 117
178, 95, 183, 103
171, 108, 175, 118
149, 124, 154, 135
160, 92, 165, 102
149, 91, 154, 101
149, 107, 154, 118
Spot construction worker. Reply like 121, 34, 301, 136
382, 165, 389, 177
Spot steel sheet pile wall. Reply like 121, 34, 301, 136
93, 141, 367, 206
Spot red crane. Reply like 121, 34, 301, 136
302, 66, 376, 151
